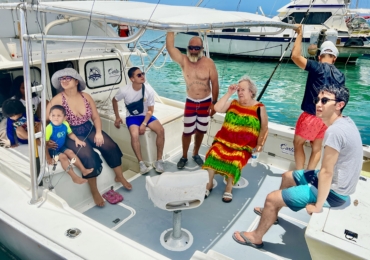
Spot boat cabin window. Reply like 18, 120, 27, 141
282, 12, 332, 25
84, 59, 122, 89
222, 28, 236, 33
0, 68, 41, 109
237, 28, 251, 33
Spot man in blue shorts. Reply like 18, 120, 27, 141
112, 67, 165, 174
232, 86, 363, 248
291, 24, 345, 170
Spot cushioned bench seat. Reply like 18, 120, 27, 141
97, 101, 184, 126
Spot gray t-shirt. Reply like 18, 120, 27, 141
323, 117, 363, 195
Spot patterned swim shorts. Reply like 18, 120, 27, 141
295, 112, 327, 141
183, 95, 212, 135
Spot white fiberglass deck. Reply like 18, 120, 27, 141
83, 144, 311, 260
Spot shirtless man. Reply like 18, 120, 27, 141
166, 32, 219, 169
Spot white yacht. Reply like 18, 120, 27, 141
0, 1, 369, 260
175, 0, 370, 62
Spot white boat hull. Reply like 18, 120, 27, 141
175, 32, 369, 61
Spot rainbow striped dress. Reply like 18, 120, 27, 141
202, 100, 264, 184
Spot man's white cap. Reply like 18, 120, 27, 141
320, 41, 339, 57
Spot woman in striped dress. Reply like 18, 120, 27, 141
202, 76, 268, 202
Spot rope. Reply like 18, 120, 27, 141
257, 0, 316, 101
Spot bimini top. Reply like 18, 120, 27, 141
33, 1, 296, 32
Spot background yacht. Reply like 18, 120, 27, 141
175, 0, 370, 62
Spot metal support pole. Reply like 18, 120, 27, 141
20, 5, 39, 204
145, 42, 166, 73
203, 33, 210, 58
172, 210, 182, 239
38, 11, 47, 185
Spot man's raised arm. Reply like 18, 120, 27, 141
291, 24, 307, 70
166, 32, 184, 66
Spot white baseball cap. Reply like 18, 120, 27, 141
320, 41, 339, 57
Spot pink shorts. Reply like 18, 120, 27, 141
295, 112, 327, 141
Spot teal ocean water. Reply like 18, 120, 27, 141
136, 31, 370, 145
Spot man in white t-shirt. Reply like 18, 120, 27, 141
112, 67, 165, 174
232, 86, 363, 249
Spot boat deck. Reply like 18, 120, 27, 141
83, 145, 312, 260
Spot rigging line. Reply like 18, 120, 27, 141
93, 0, 162, 110
78, 0, 96, 59
257, 0, 315, 101
219, 0, 244, 85
36, 10, 52, 102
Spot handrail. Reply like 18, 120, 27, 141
19, 4, 297, 32
24, 29, 146, 44
20, 5, 40, 204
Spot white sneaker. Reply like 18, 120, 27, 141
153, 160, 164, 173
139, 161, 150, 175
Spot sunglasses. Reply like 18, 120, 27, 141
314, 97, 339, 105
58, 76, 73, 82
188, 46, 202, 51
136, 72, 145, 78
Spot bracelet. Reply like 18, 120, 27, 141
142, 122, 147, 126
212, 100, 217, 105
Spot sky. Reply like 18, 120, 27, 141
134, 0, 370, 17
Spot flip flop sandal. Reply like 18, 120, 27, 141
254, 207, 279, 225
205, 188, 213, 199
222, 192, 232, 203
232, 232, 264, 248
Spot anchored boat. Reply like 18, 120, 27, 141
175, 0, 370, 62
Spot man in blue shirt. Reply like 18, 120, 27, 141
2, 99, 40, 147
291, 24, 345, 170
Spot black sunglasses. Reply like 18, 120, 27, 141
314, 97, 339, 105
188, 46, 202, 51
136, 72, 145, 78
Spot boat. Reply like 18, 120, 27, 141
174, 0, 370, 62
0, 1, 369, 259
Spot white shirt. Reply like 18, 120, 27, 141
12, 96, 41, 114
114, 82, 155, 117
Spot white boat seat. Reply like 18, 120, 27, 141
8, 143, 102, 176
97, 101, 184, 127
146, 170, 209, 211
145, 170, 209, 251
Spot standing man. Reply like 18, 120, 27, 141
232, 86, 363, 248
291, 24, 345, 170
166, 32, 219, 169
112, 67, 165, 174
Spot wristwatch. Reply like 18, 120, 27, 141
212, 100, 217, 105
142, 122, 147, 126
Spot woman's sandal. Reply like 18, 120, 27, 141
254, 207, 279, 225
222, 192, 233, 203
205, 188, 213, 199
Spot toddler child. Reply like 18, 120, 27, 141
46, 105, 93, 184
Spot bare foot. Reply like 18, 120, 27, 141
233, 231, 263, 245
92, 191, 105, 207
115, 176, 132, 190
81, 168, 94, 176
71, 175, 88, 185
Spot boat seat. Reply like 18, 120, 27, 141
97, 100, 184, 127
8, 143, 102, 176
145, 170, 209, 251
